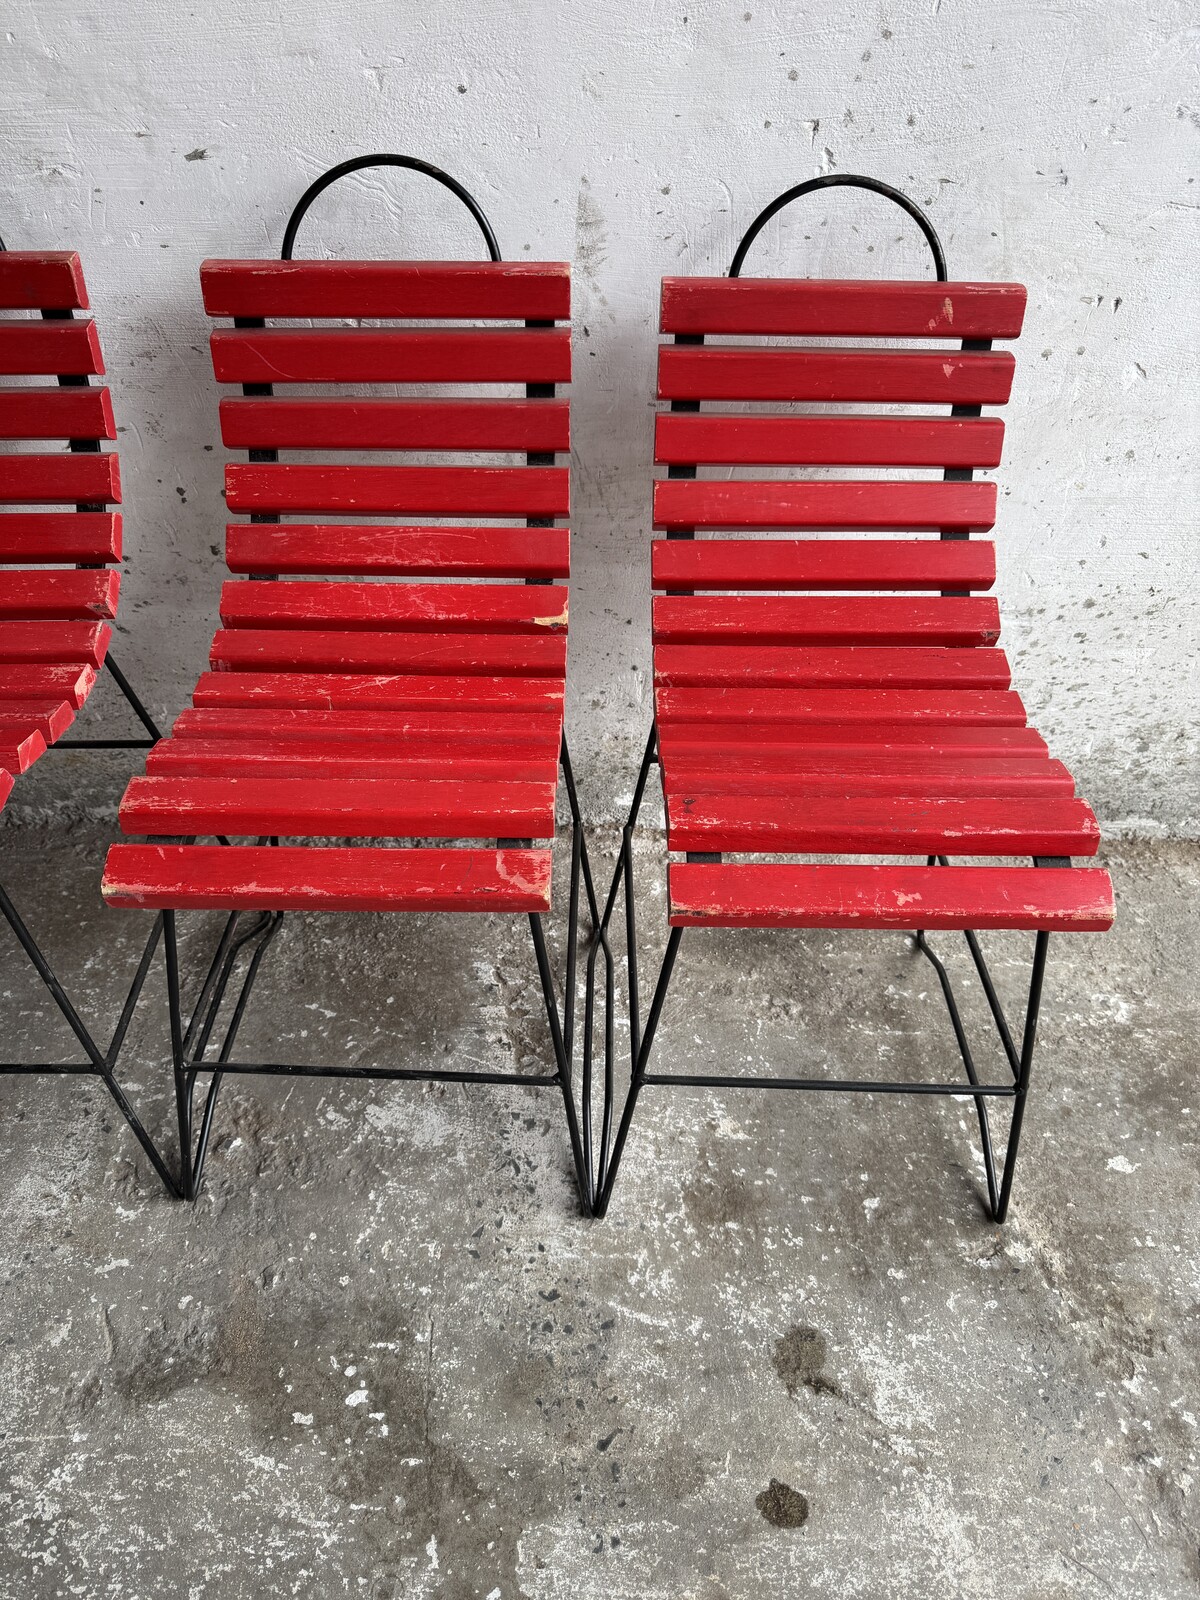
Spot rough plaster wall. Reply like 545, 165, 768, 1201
4, 0, 1197, 832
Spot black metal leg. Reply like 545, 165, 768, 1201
994, 930, 1050, 1223
0, 882, 178, 1196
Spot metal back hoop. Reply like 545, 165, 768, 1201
728, 173, 947, 280
279, 153, 501, 263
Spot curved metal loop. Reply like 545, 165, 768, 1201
729, 173, 946, 281
280, 153, 501, 263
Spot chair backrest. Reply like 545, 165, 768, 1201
651, 276, 1027, 595
198, 258, 572, 585
0, 252, 122, 614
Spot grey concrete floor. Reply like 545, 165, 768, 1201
1, 777, 1198, 1598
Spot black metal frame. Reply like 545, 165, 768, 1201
0, 236, 172, 1190
582, 176, 1060, 1225
144, 156, 604, 1211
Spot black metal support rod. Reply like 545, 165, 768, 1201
593, 925, 684, 1219
994, 931, 1050, 1223
163, 912, 193, 1201
185, 1061, 562, 1086
640, 1073, 1016, 1096
914, 929, 1000, 1214
530, 910, 592, 1213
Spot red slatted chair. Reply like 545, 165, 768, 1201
101, 156, 598, 1207
0, 245, 172, 1191
586, 176, 1114, 1224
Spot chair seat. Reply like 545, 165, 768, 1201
102, 843, 554, 913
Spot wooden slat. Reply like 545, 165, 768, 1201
0, 512, 122, 565
652, 538, 995, 593
201, 259, 571, 321
225, 464, 569, 518
653, 596, 999, 647
219, 580, 568, 635
0, 697, 77, 743
657, 345, 1015, 405
655, 413, 1005, 467
227, 523, 568, 580
172, 705, 562, 751
655, 686, 1027, 726
0, 453, 120, 505
191, 671, 565, 716
0, 621, 111, 666
659, 722, 1048, 755
0, 253, 89, 312
0, 767, 11, 808
666, 793, 1100, 856
210, 327, 571, 385
0, 663, 96, 708
0, 569, 119, 619
661, 278, 1026, 338
210, 628, 566, 678
220, 397, 570, 453
104, 842, 554, 914
0, 321, 103, 376
118, 775, 557, 842
0, 386, 115, 440
661, 753, 1075, 799
654, 645, 1010, 690
0, 722, 48, 774
653, 479, 995, 533
146, 738, 558, 784
668, 863, 1111, 932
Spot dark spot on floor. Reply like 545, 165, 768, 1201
772, 1324, 842, 1398
756, 1478, 809, 1528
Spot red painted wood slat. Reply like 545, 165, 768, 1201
0, 253, 89, 311
654, 645, 1011, 690
0, 663, 97, 708
225, 464, 569, 518
226, 524, 569, 580
118, 774, 558, 842
0, 570, 120, 619
0, 453, 120, 505
658, 722, 1048, 756
655, 686, 1027, 726
0, 723, 48, 774
660, 278, 1027, 339
0, 768, 11, 808
0, 513, 122, 565
201, 259, 571, 322
103, 842, 555, 914
664, 746, 1069, 784
657, 345, 1015, 405
653, 479, 995, 533
0, 621, 111, 666
660, 758, 1075, 799
209, 628, 567, 678
666, 793, 1100, 856
655, 413, 1005, 467
0, 321, 104, 376
652, 595, 999, 647
210, 327, 571, 385
0, 386, 115, 440
0, 697, 77, 743
172, 705, 563, 751
668, 862, 1111, 932
220, 580, 568, 635
191, 671, 566, 716
147, 738, 558, 784
651, 538, 995, 593
220, 397, 570, 454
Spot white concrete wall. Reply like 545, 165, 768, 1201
5, 0, 1197, 832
